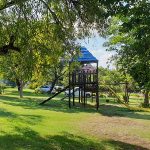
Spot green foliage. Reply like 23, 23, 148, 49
99, 94, 107, 98
0, 0, 110, 94
105, 1, 150, 91
0, 0, 6, 8
140, 102, 150, 108
0, 82, 5, 94
99, 66, 135, 93
129, 62, 150, 89
28, 82, 39, 89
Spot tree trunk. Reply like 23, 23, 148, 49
144, 90, 149, 107
16, 79, 23, 98
124, 81, 129, 103
49, 78, 57, 94
49, 70, 66, 94
19, 82, 23, 98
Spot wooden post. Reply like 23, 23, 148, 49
69, 62, 71, 108
96, 61, 99, 110
73, 80, 75, 106
78, 72, 81, 103
81, 71, 83, 104
83, 72, 86, 107
81, 87, 83, 104
79, 86, 81, 103
92, 92, 94, 103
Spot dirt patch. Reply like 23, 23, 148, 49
80, 115, 150, 149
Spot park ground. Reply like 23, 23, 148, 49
0, 88, 150, 150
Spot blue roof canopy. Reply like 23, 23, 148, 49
77, 47, 98, 63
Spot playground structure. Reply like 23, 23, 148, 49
68, 47, 99, 110
40, 47, 148, 112
40, 47, 99, 110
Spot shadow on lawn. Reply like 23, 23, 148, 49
0, 108, 17, 118
0, 127, 148, 150
99, 104, 150, 120
0, 94, 150, 120
0, 94, 96, 113
0, 106, 43, 125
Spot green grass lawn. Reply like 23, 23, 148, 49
0, 88, 150, 150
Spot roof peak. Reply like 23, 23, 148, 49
78, 47, 98, 63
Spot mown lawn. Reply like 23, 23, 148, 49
0, 88, 150, 150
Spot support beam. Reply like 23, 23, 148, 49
83, 73, 86, 107
73, 83, 75, 106
69, 62, 71, 108
39, 86, 69, 105
79, 86, 81, 103
96, 61, 99, 110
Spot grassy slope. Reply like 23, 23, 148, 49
0, 88, 150, 150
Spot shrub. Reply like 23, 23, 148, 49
99, 94, 107, 98
0, 83, 6, 94
139, 103, 149, 108
106, 99, 110, 103
28, 82, 39, 89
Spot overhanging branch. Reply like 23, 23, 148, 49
39, 0, 63, 27
0, 35, 20, 55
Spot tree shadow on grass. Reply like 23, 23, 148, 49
101, 139, 149, 150
0, 127, 148, 150
17, 114, 43, 125
0, 95, 40, 108
0, 94, 97, 113
0, 108, 17, 118
0, 107, 43, 126
1, 94, 150, 120
99, 104, 150, 120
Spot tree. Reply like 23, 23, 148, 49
0, 12, 36, 97
0, 46, 35, 97
0, 0, 109, 98
0, 0, 108, 48
105, 1, 150, 107
99, 67, 137, 103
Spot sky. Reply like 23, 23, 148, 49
77, 35, 116, 69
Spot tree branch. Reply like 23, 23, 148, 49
0, 35, 20, 55
39, 0, 64, 28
